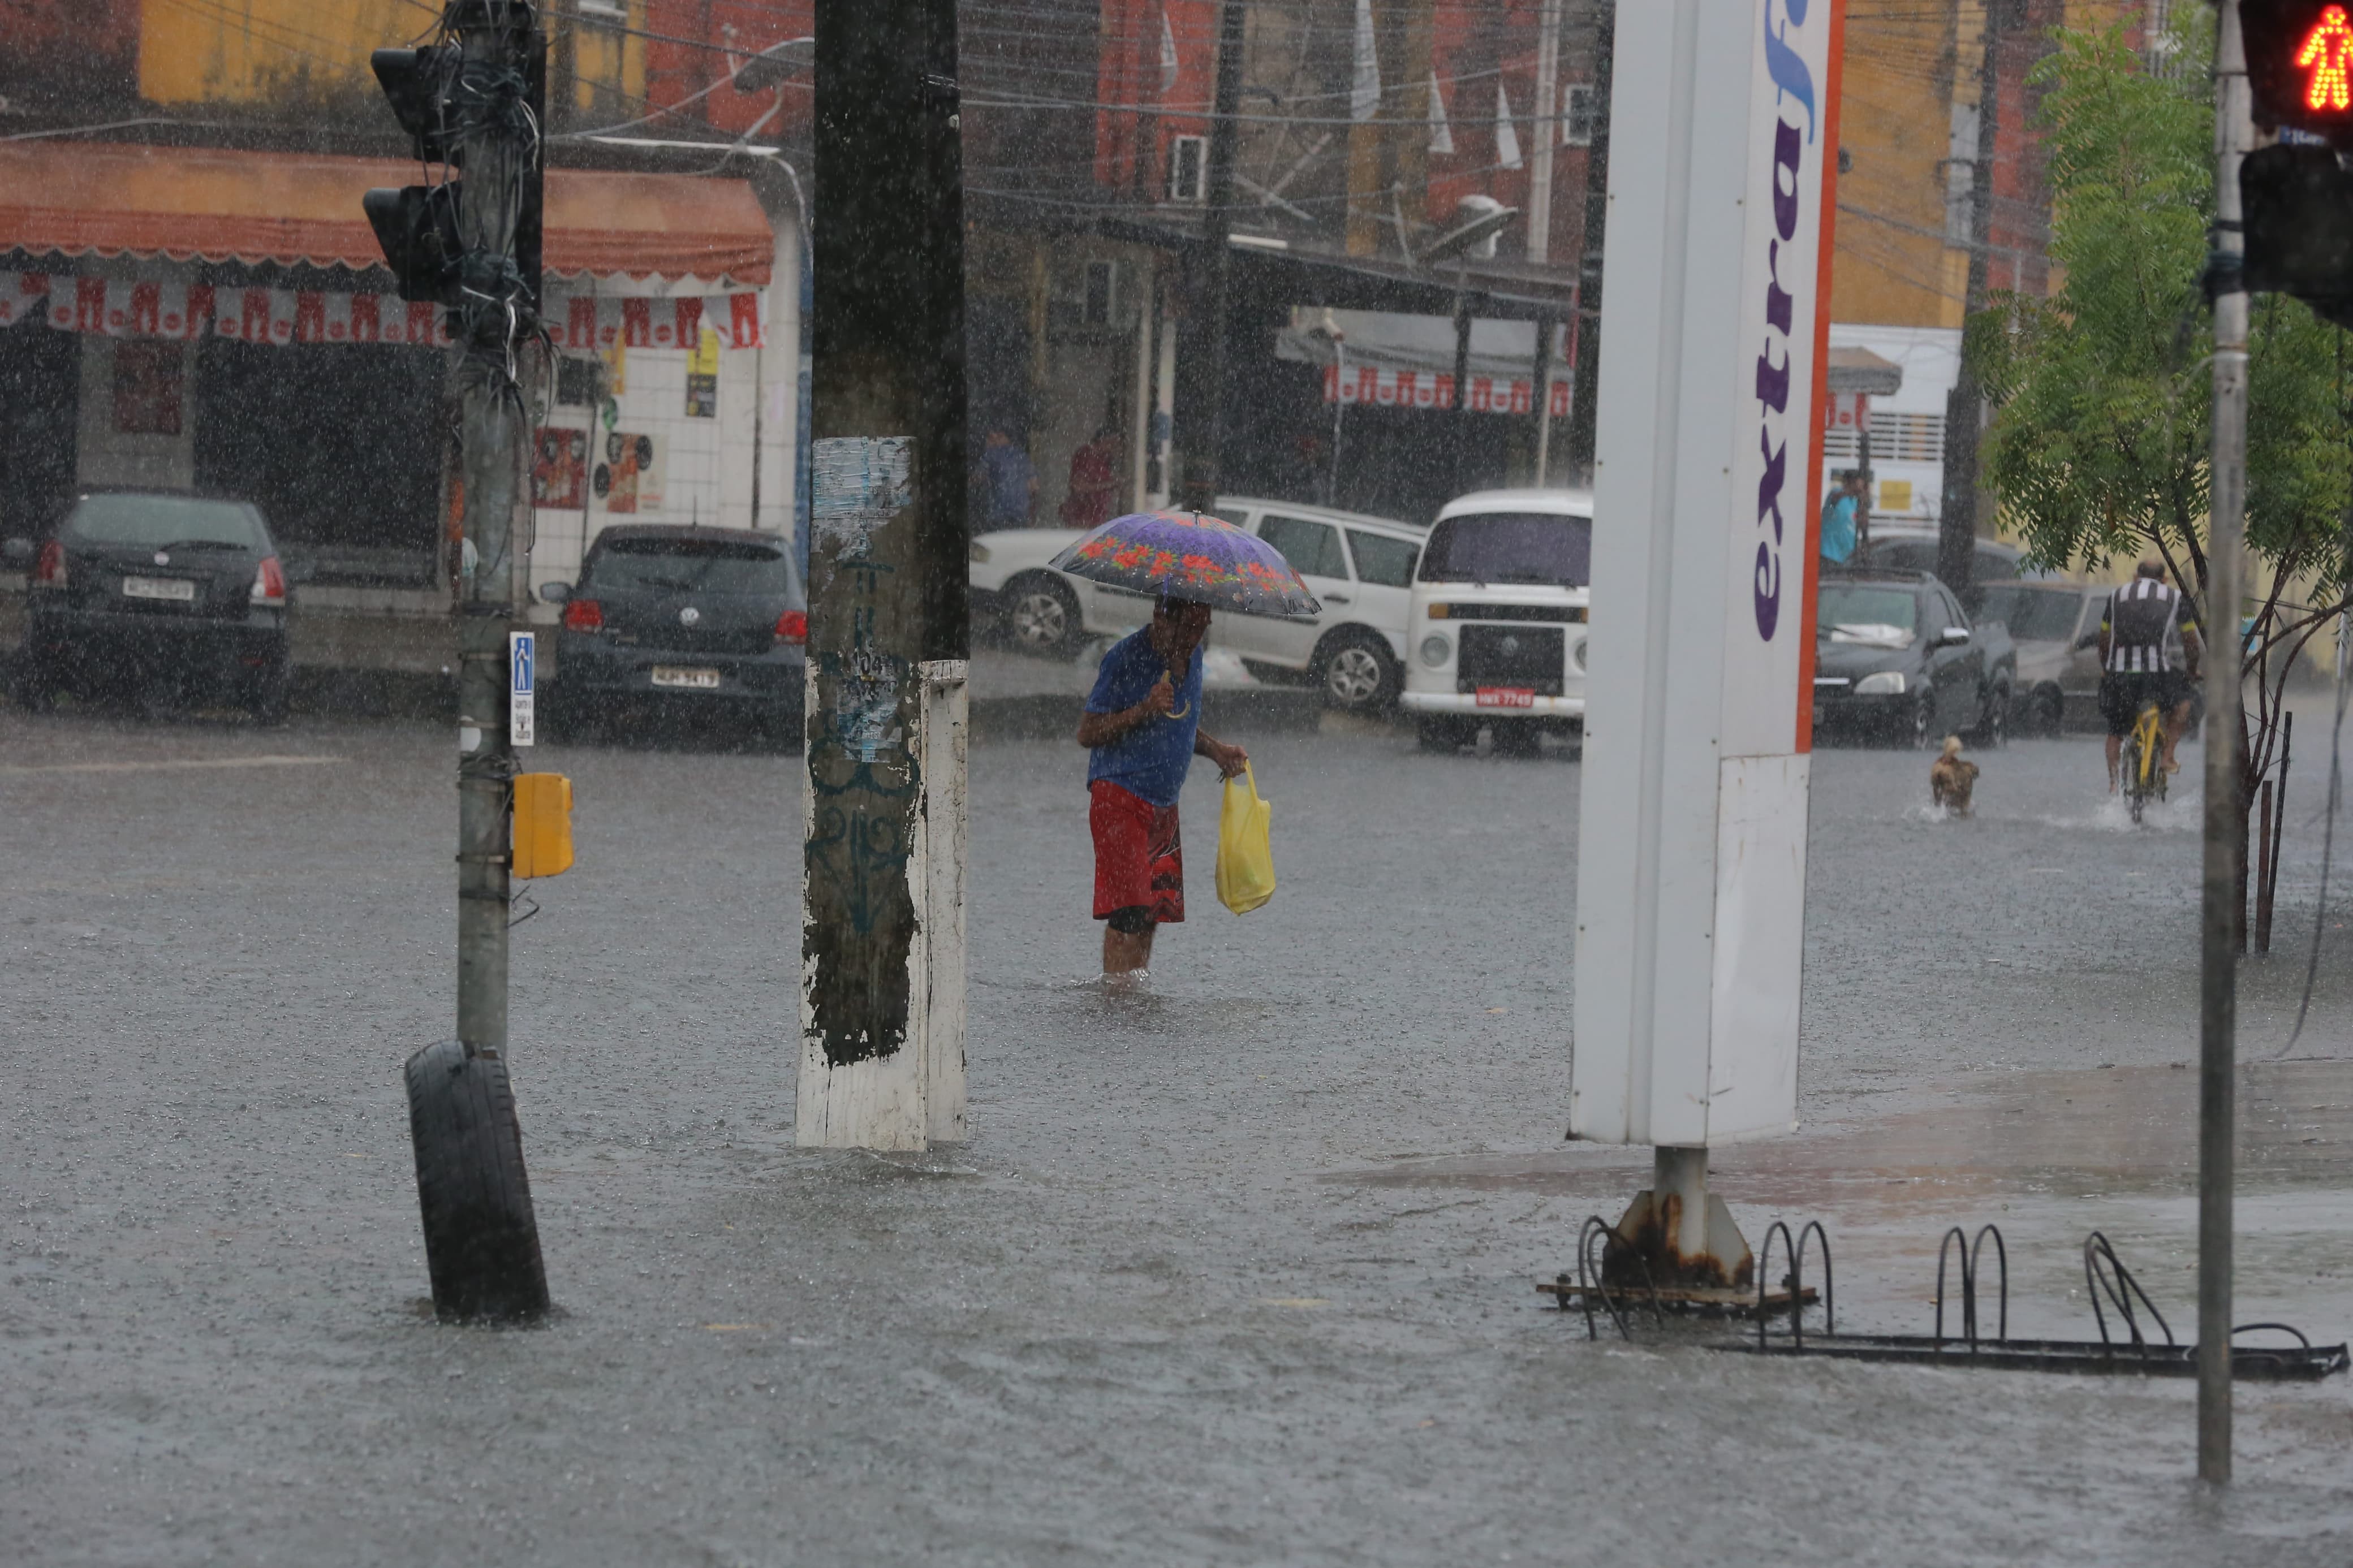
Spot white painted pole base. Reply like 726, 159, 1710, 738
796, 660, 968, 1150
1605, 1145, 1755, 1291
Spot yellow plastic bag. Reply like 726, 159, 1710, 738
1215, 762, 1277, 914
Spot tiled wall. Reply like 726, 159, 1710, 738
527, 283, 800, 614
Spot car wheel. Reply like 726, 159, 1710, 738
541, 684, 579, 744
1003, 573, 1081, 658
12, 659, 55, 713
1492, 722, 1544, 758
1417, 716, 1466, 753
2034, 684, 2065, 736
1908, 690, 1938, 750
246, 660, 292, 727
1973, 688, 2009, 749
1315, 630, 1399, 712
764, 704, 807, 754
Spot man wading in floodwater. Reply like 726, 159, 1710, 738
1077, 592, 1249, 983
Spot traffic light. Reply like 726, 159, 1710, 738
370, 47, 463, 164
361, 36, 545, 312
2239, 5, 2353, 323
362, 184, 466, 305
2245, 3, 2353, 145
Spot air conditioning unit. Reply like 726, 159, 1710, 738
1167, 135, 1207, 203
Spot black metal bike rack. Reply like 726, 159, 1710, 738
1544, 1215, 2348, 1381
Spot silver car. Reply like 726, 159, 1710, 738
1976, 581, 2106, 734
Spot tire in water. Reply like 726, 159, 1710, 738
406, 1038, 550, 1321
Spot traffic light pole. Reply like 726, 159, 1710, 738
2199, 0, 2252, 1488
370, 3, 551, 1320
797, 0, 969, 1150
453, 12, 529, 1066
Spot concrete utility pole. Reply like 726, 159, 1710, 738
1526, 0, 1563, 265
2199, 0, 2252, 1487
1563, 0, 1613, 483
1938, 0, 2006, 603
798, 0, 970, 1150
1346, 0, 1384, 256
1172, 0, 1248, 512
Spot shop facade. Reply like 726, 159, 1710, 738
0, 140, 797, 639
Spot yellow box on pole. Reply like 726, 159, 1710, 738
511, 774, 574, 878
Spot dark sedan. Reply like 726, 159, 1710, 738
541, 525, 807, 743
8, 490, 292, 722
1811, 568, 2014, 748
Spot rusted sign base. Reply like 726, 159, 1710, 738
1538, 1278, 1816, 1320
1604, 1184, 1755, 1291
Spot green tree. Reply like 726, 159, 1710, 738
1974, 14, 2353, 944
1977, 18, 2350, 596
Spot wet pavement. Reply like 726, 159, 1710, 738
6, 703, 2353, 1564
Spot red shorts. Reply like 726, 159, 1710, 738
1090, 779, 1184, 926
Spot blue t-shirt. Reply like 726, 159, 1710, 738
1820, 494, 1858, 563
1085, 628, 1205, 807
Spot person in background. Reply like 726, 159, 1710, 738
2097, 558, 2203, 788
1818, 469, 1867, 569
1059, 423, 1123, 529
1075, 591, 1250, 987
979, 426, 1037, 531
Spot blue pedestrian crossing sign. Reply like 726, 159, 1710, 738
510, 630, 536, 747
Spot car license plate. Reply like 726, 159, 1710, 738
1475, 686, 1536, 709
650, 666, 721, 689
123, 575, 196, 602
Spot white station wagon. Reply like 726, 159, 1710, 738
967, 496, 1428, 712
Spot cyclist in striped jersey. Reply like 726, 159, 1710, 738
2097, 560, 2203, 792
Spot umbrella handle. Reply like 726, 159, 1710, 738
1166, 700, 1191, 719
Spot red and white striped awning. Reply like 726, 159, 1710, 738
0, 270, 767, 352
0, 141, 774, 290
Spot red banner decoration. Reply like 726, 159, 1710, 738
0, 272, 764, 352
1322, 362, 1571, 417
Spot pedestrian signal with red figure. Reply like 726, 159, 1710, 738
2245, 2, 2353, 140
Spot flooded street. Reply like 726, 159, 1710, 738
6, 703, 2351, 1565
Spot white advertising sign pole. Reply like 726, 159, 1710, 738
1570, 0, 1843, 1285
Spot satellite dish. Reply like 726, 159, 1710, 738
1422, 195, 1519, 264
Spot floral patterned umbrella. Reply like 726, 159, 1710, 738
1045, 509, 1322, 618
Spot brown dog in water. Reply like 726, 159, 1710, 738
1930, 735, 1979, 817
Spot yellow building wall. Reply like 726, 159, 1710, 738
140, 0, 412, 105
138, 0, 645, 114
1829, 1, 1963, 329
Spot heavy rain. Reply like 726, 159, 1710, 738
5, 2, 2353, 1563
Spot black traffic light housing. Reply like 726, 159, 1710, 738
371, 47, 463, 164
2240, 145, 2353, 329
363, 183, 466, 305
362, 32, 545, 316
2239, 5, 2353, 325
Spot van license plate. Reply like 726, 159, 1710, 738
123, 576, 197, 602
1475, 686, 1536, 709
651, 666, 721, 689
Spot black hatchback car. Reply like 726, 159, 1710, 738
1811, 568, 2014, 748
8, 490, 292, 722
541, 524, 807, 741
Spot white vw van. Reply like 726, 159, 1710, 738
1399, 488, 1594, 751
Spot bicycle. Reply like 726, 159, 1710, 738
2121, 700, 2167, 824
